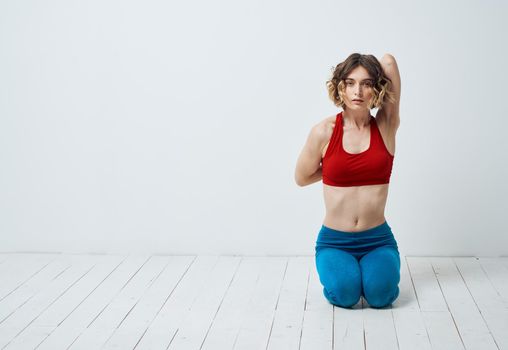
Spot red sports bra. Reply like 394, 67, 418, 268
322, 111, 394, 187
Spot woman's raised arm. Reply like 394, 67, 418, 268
378, 53, 401, 126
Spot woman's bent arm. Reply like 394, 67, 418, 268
378, 53, 401, 126
295, 126, 325, 186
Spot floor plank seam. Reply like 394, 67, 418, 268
430, 260, 467, 350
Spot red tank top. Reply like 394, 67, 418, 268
322, 111, 394, 187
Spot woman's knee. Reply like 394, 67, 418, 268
323, 279, 362, 308
360, 246, 401, 308
363, 280, 399, 308
315, 248, 362, 308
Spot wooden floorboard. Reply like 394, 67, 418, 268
0, 254, 506, 350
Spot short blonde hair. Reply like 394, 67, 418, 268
326, 53, 396, 109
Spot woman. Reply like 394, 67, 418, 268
294, 53, 401, 308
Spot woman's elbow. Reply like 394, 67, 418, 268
295, 169, 321, 187
295, 173, 306, 187
295, 170, 312, 187
382, 53, 397, 64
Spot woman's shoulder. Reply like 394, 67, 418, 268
310, 114, 338, 146
314, 115, 337, 134
324, 113, 339, 123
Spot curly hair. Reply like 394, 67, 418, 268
326, 53, 396, 110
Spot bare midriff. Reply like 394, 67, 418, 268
322, 182, 389, 232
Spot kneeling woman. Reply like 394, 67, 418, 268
295, 53, 402, 308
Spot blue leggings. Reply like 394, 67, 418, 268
315, 220, 400, 308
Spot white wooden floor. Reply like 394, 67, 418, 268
0, 254, 507, 350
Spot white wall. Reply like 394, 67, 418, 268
1, 0, 507, 256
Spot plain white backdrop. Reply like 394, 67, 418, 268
1, 0, 507, 256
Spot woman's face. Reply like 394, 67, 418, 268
341, 65, 374, 110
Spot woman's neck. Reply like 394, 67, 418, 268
342, 109, 371, 130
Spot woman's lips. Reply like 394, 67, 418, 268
352, 100, 363, 103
